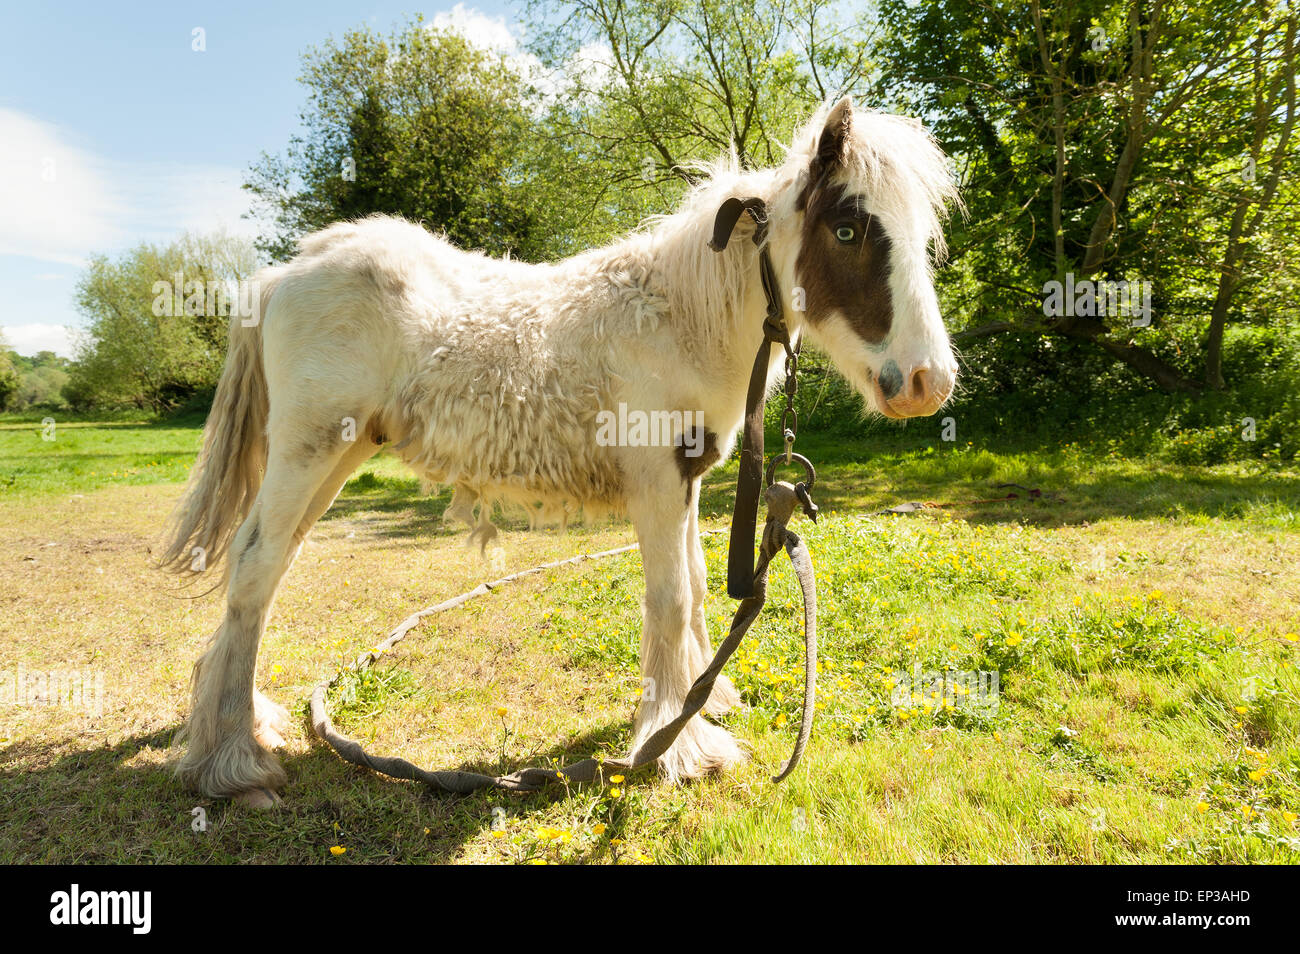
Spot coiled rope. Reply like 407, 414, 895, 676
309, 481, 817, 793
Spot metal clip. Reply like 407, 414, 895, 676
765, 451, 816, 496
794, 482, 819, 523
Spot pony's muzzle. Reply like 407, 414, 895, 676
873, 362, 953, 418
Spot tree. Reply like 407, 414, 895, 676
0, 335, 20, 410
16, 365, 69, 408
877, 0, 1299, 392
66, 232, 258, 411
1202, 4, 1296, 388
245, 19, 585, 262
528, 0, 880, 215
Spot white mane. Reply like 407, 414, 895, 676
614, 105, 962, 355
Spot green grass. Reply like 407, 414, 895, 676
0, 414, 203, 496
1, 413, 1297, 863
524, 516, 1299, 863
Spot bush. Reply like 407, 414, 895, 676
782, 322, 1298, 465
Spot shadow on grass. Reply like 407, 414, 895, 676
694, 430, 1300, 530
322, 470, 631, 546
0, 714, 637, 864
144, 431, 1295, 553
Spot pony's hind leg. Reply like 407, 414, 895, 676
177, 435, 375, 805
250, 438, 379, 754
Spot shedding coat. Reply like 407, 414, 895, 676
159, 99, 959, 802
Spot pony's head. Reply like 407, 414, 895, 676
765, 97, 960, 418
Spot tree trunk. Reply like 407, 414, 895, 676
1203, 11, 1296, 389
956, 317, 1201, 393
1031, 0, 1066, 277
1081, 1, 1162, 274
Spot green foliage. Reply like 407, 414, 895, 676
0, 340, 20, 411
329, 666, 425, 725
529, 0, 876, 194
245, 18, 594, 262
877, 0, 1298, 392
1, 350, 72, 411
981, 597, 1235, 677
66, 231, 257, 412
783, 321, 1299, 465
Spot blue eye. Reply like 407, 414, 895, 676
835, 225, 856, 243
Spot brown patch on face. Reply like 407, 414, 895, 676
676, 428, 720, 501
795, 179, 894, 346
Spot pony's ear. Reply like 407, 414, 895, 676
813, 95, 853, 173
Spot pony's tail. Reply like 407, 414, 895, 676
158, 274, 279, 580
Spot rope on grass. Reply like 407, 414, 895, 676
308, 484, 817, 794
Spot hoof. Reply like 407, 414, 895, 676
235, 787, 282, 810
175, 727, 287, 798
658, 718, 746, 781
634, 698, 748, 784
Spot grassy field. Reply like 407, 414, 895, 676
1, 413, 1298, 863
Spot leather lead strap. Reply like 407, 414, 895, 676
710, 195, 791, 599
728, 337, 773, 599
708, 196, 769, 251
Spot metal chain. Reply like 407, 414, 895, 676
780, 342, 799, 463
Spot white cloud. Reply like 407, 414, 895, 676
427, 4, 615, 103
2, 323, 77, 358
0, 109, 123, 266
569, 40, 616, 90
431, 3, 522, 54
0, 107, 258, 358
0, 107, 255, 269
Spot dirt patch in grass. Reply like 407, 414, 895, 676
2, 454, 1297, 863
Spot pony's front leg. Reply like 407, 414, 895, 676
685, 481, 742, 717
627, 479, 745, 781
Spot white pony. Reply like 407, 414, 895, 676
161, 96, 959, 806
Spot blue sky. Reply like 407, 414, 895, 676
0, 0, 521, 357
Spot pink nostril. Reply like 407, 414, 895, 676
909, 367, 931, 403
878, 362, 952, 416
